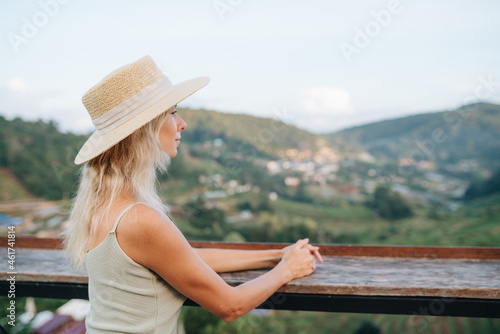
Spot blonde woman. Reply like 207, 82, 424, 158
64, 56, 322, 333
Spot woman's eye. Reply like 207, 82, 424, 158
171, 109, 177, 115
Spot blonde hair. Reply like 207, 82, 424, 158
63, 109, 173, 269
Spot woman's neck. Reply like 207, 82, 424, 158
115, 190, 136, 205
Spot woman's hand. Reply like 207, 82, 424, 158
279, 238, 323, 281
280, 238, 323, 264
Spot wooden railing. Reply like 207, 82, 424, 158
1, 237, 499, 318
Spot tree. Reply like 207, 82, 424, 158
353, 321, 381, 334
369, 185, 413, 220
183, 194, 227, 231
463, 168, 500, 200
256, 195, 274, 213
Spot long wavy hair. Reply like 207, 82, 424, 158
63, 108, 173, 269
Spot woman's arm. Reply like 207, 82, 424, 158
116, 205, 319, 322
194, 248, 282, 273
195, 245, 323, 273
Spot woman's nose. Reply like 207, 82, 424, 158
177, 114, 187, 131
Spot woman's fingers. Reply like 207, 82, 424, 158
296, 238, 309, 248
304, 244, 324, 263
291, 238, 324, 264
312, 249, 323, 263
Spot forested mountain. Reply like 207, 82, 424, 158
0, 116, 85, 200
1, 102, 500, 200
326, 102, 500, 169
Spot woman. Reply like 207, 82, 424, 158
64, 55, 322, 333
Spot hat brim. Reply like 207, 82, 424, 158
74, 76, 209, 165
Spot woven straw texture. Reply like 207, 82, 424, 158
82, 56, 164, 119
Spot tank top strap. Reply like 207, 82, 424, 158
110, 202, 149, 233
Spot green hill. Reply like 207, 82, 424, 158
0, 116, 85, 200
179, 108, 322, 156
0, 168, 33, 200
326, 102, 500, 169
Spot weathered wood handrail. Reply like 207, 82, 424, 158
4, 236, 500, 258
1, 237, 499, 318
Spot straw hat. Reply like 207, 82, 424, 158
74, 56, 209, 165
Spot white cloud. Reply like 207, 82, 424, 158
6, 77, 34, 94
299, 86, 354, 115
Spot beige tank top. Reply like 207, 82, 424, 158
85, 202, 186, 333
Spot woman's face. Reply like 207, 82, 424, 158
159, 107, 187, 158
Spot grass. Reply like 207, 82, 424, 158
158, 178, 201, 204
272, 194, 500, 247
0, 168, 33, 201
272, 197, 376, 223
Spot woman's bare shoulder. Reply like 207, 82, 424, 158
131, 203, 165, 222
115, 203, 183, 264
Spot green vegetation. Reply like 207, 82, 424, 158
0, 168, 33, 201
179, 307, 500, 334
0, 297, 69, 333
183, 194, 227, 231
368, 185, 413, 220
169, 186, 500, 247
0, 116, 84, 200
464, 168, 500, 200
180, 108, 321, 156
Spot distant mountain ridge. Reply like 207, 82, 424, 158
1, 102, 499, 200
326, 102, 500, 169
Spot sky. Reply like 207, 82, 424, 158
1, 0, 500, 135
